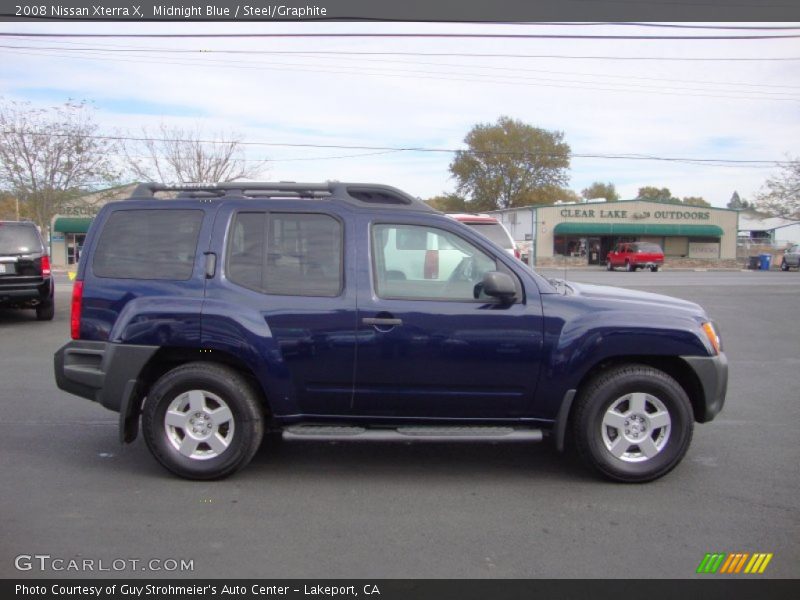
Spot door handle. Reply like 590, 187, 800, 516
362, 317, 403, 327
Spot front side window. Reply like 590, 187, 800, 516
227, 212, 342, 297
372, 224, 497, 301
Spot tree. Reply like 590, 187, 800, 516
681, 196, 711, 207
636, 186, 676, 203
0, 98, 119, 230
449, 116, 571, 211
122, 123, 266, 184
425, 193, 466, 212
755, 159, 800, 219
727, 190, 750, 210
581, 181, 619, 202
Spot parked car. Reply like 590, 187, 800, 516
447, 213, 521, 260
780, 244, 800, 271
607, 242, 665, 272
54, 182, 726, 482
0, 220, 54, 320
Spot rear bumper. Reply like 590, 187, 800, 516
681, 352, 728, 423
0, 277, 53, 305
54, 340, 158, 412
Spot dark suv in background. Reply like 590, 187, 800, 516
0, 220, 54, 320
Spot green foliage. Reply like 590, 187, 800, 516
581, 181, 620, 202
449, 116, 571, 210
424, 193, 466, 212
636, 187, 676, 203
637, 187, 710, 207
681, 196, 711, 207
726, 191, 750, 210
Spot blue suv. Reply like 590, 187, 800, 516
54, 182, 727, 482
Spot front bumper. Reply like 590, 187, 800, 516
54, 340, 158, 412
681, 352, 728, 423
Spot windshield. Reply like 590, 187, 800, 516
464, 222, 513, 249
0, 223, 42, 254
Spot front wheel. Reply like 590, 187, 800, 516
625, 261, 634, 272
606, 260, 613, 271
650, 265, 659, 272
142, 362, 264, 480
780, 260, 789, 271
573, 365, 694, 483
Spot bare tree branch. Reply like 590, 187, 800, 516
122, 124, 267, 184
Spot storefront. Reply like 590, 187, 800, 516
49, 184, 137, 269
489, 200, 739, 267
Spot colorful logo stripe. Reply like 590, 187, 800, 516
697, 553, 773, 574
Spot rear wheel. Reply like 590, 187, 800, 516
606, 260, 613, 271
142, 362, 264, 480
573, 364, 694, 483
36, 300, 54, 321
625, 261, 634, 272
781, 259, 789, 271
650, 265, 659, 272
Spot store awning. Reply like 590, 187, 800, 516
52, 217, 94, 234
553, 223, 723, 237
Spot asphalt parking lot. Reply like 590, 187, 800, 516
1, 270, 798, 579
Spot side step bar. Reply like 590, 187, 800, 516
283, 424, 543, 443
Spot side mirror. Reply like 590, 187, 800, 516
481, 271, 516, 303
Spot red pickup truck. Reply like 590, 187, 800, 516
606, 242, 664, 272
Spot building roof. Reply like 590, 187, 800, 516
737, 213, 799, 232
488, 198, 736, 213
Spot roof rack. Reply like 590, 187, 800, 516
129, 182, 437, 213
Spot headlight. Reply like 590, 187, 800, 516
702, 322, 722, 354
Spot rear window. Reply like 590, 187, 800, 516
463, 222, 513, 249
0, 222, 42, 255
92, 209, 203, 280
633, 243, 663, 253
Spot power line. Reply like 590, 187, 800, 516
2, 31, 800, 40
6, 35, 799, 61
1, 129, 792, 167
6, 47, 799, 102
4, 43, 799, 92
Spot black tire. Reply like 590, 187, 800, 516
625, 261, 634, 272
606, 260, 613, 271
36, 300, 54, 321
650, 265, 659, 272
142, 362, 264, 480
573, 364, 694, 483
780, 260, 789, 271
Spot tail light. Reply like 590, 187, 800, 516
514, 248, 521, 260
70, 280, 83, 340
424, 250, 439, 279
40, 255, 51, 277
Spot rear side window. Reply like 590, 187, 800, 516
92, 209, 204, 280
633, 243, 663, 253
227, 212, 342, 297
0, 223, 42, 254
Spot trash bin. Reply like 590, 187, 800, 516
759, 253, 772, 270
748, 256, 760, 270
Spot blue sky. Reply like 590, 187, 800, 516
1, 21, 798, 206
